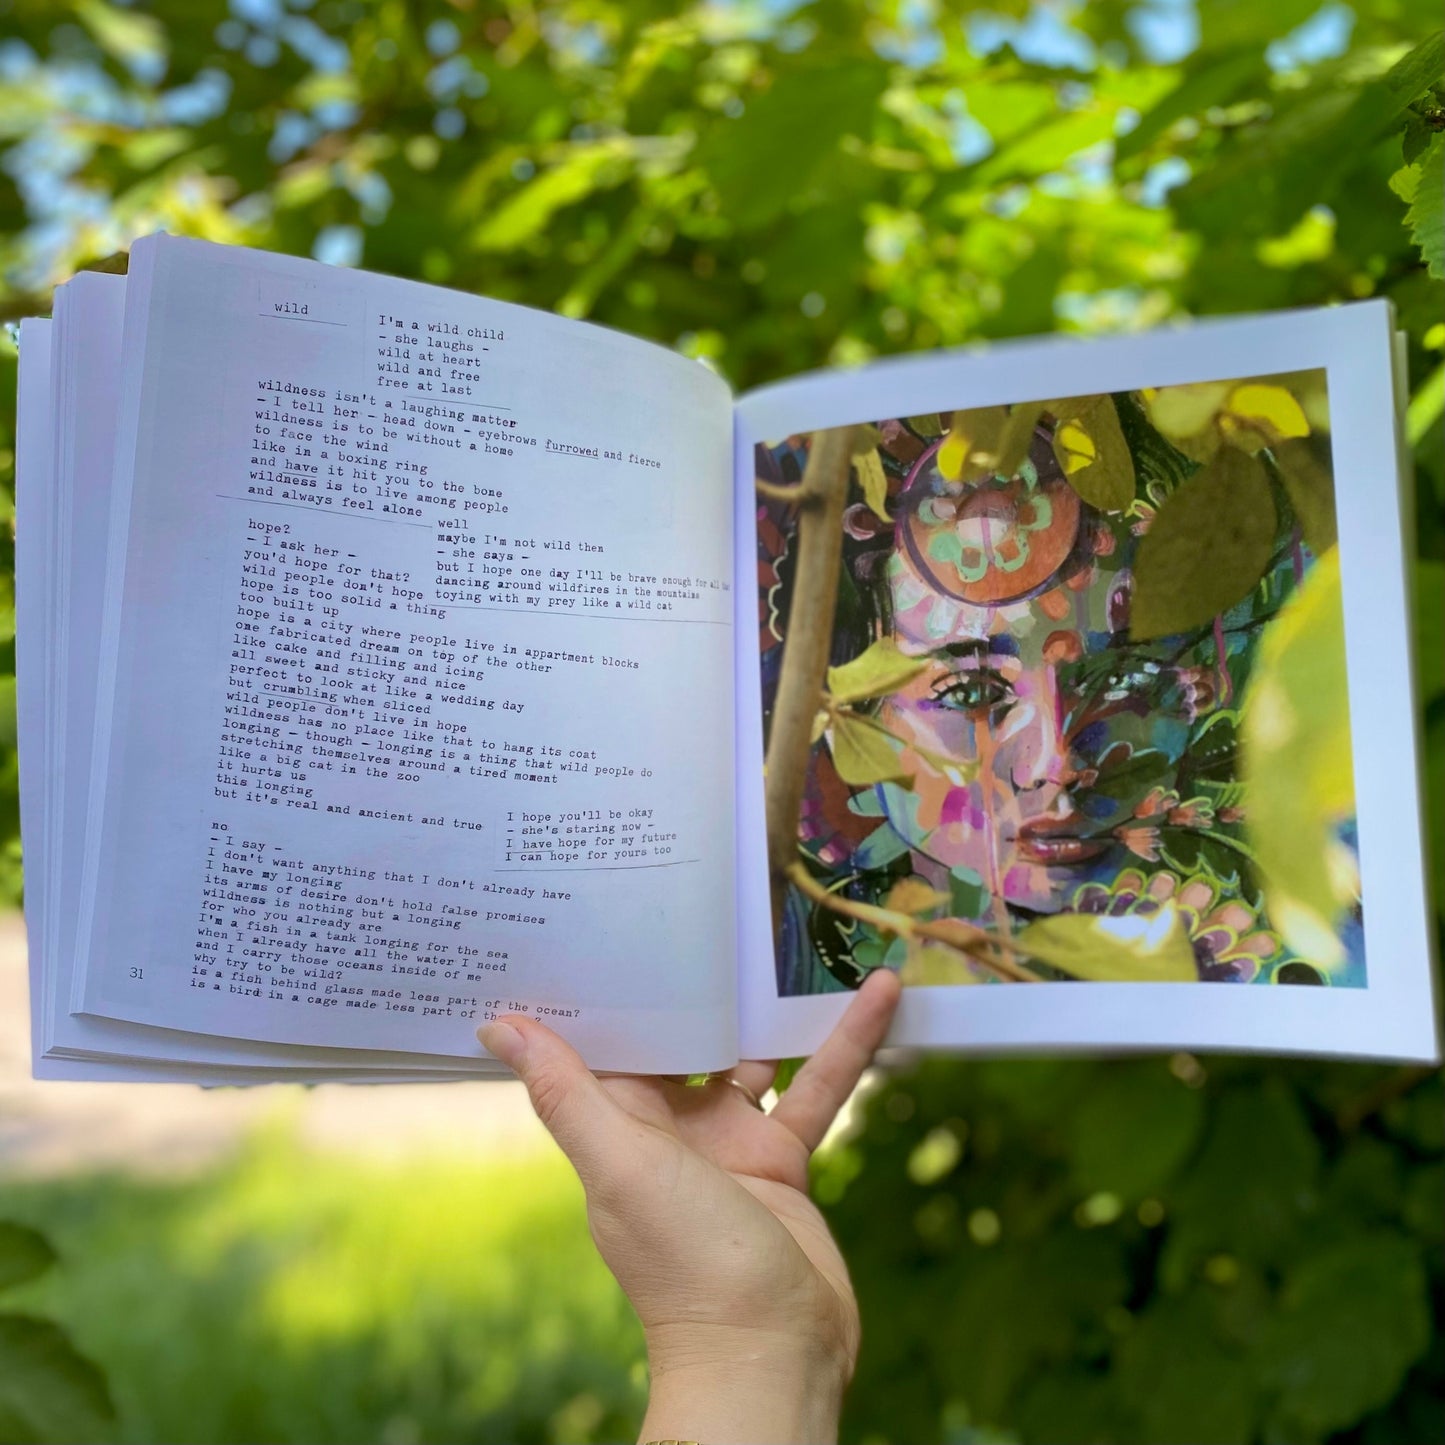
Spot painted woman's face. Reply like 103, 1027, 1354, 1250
871, 436, 1173, 913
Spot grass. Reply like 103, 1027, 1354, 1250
0, 1123, 647, 1444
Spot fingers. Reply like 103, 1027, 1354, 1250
730, 1059, 779, 1100
769, 967, 902, 1153
478, 1016, 628, 1179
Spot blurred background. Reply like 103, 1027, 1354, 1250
0, 2, 1441, 1442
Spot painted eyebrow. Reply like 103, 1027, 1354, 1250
934, 639, 1018, 661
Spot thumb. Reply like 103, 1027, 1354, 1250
478, 1015, 624, 1180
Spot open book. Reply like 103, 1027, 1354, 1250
17, 235, 1438, 1082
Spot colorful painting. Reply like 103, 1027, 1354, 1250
756, 374, 1365, 994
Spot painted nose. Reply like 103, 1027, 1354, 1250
1009, 669, 1076, 791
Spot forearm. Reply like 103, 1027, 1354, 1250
639, 1330, 848, 1445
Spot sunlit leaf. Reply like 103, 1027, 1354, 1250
473, 143, 632, 252
1052, 396, 1135, 512
936, 405, 1007, 483
899, 944, 982, 986
1142, 381, 1232, 443
1406, 132, 1445, 279
1271, 437, 1337, 554
1197, 0, 1320, 50
994, 401, 1046, 478
884, 878, 950, 915
828, 711, 911, 786
74, 0, 166, 72
1017, 904, 1198, 982
972, 105, 1122, 187
1116, 48, 1264, 163
1241, 548, 1355, 966
1223, 382, 1310, 447
1131, 449, 1276, 638
853, 447, 890, 521
827, 639, 929, 705
1052, 417, 1097, 473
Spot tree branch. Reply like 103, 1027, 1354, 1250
764, 425, 858, 931
784, 861, 1039, 983
755, 477, 804, 505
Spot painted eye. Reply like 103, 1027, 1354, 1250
931, 669, 1013, 713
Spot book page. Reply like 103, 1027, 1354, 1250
733, 305, 1436, 1064
26, 274, 509, 1079
75, 237, 738, 1074
15, 316, 53, 1070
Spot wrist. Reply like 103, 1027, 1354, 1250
640, 1326, 849, 1445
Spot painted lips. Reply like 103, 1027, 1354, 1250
1013, 818, 1111, 866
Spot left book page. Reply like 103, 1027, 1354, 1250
72, 236, 739, 1074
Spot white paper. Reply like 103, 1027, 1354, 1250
22, 278, 518, 1080
734, 303, 1438, 1064
73, 237, 739, 1073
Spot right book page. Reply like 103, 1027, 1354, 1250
733, 302, 1439, 1064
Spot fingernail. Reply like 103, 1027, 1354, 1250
477, 1019, 526, 1066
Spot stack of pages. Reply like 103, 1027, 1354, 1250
17, 235, 1438, 1083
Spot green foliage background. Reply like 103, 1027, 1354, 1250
0, 2, 1441, 1442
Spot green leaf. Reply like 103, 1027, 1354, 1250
993, 401, 1045, 479
1390, 160, 1421, 204
937, 404, 1007, 483
971, 104, 1121, 187
1052, 396, 1135, 512
0, 1224, 56, 1295
899, 944, 981, 986
73, 0, 167, 73
826, 640, 928, 705
1406, 131, 1445, 279
1240, 548, 1356, 966
0, 678, 15, 753
1115, 49, 1264, 163
1425, 713, 1445, 924
1270, 437, 1337, 554
473, 142, 632, 252
1197, 0, 1320, 51
1261, 1235, 1431, 1440
852, 447, 890, 521
1130, 448, 1276, 639
1068, 1063, 1206, 1200
1414, 559, 1444, 706
1160, 1083, 1321, 1285
828, 711, 910, 786
0, 1313, 115, 1444
1117, 1294, 1258, 1445
699, 61, 888, 230
883, 878, 950, 915
1402, 108, 1435, 165
961, 80, 1055, 145
1174, 32, 1445, 239
1017, 904, 1198, 982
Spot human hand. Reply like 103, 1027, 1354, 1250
477, 967, 901, 1445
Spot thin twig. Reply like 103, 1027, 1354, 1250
784, 860, 1039, 984
756, 477, 804, 505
